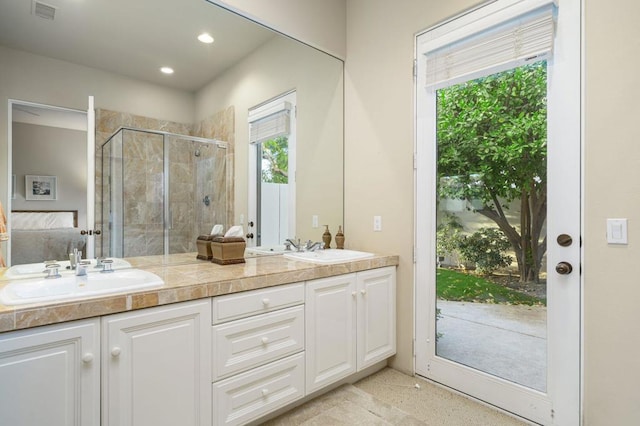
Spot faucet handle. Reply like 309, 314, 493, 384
45, 263, 62, 279
76, 261, 90, 276
101, 259, 114, 273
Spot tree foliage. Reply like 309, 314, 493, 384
261, 136, 288, 184
437, 61, 547, 282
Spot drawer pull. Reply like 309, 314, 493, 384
261, 337, 269, 345
82, 353, 94, 364
111, 346, 121, 357
261, 388, 269, 396
262, 298, 270, 306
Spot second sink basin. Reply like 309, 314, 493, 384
3, 258, 132, 280
0, 268, 164, 306
283, 249, 374, 264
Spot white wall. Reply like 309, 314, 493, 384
12, 123, 87, 227
210, 0, 346, 60
583, 1, 640, 423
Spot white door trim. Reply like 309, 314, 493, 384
414, 0, 582, 424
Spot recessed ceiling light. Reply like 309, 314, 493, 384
198, 33, 214, 44
160, 67, 174, 74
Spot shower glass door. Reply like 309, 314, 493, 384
101, 128, 228, 257
165, 136, 228, 254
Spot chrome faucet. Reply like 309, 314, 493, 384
69, 248, 82, 270
76, 261, 90, 276
285, 238, 302, 252
305, 240, 324, 252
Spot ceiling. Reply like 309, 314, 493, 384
0, 0, 276, 92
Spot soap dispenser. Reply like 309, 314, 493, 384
335, 226, 345, 249
322, 225, 332, 249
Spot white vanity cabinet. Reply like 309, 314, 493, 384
305, 266, 396, 394
0, 319, 100, 426
212, 283, 306, 425
101, 299, 211, 426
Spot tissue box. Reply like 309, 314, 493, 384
196, 235, 215, 260
211, 236, 246, 265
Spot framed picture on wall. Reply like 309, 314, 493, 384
25, 175, 57, 201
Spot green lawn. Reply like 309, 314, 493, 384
436, 268, 545, 306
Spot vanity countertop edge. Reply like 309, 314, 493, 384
0, 253, 399, 333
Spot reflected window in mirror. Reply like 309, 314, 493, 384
248, 91, 297, 247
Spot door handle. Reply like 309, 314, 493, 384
555, 262, 573, 275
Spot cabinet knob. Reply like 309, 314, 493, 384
360, 289, 367, 295
82, 353, 94, 363
262, 298, 270, 306
261, 337, 269, 345
111, 346, 121, 357
352, 291, 357, 297
261, 388, 269, 396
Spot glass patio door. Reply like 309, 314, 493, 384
415, 1, 581, 424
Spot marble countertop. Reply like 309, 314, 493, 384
0, 252, 399, 334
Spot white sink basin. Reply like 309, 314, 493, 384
0, 268, 164, 306
283, 249, 374, 264
3, 258, 132, 280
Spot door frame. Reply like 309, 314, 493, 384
6, 98, 94, 264
413, 0, 582, 424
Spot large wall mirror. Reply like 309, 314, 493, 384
0, 0, 343, 266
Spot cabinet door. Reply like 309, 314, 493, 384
102, 300, 211, 426
357, 266, 396, 370
305, 273, 357, 394
0, 319, 100, 426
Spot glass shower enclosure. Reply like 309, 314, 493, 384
99, 128, 228, 258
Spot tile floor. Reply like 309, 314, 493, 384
263, 368, 528, 425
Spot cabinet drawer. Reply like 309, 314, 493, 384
212, 305, 304, 381
212, 283, 304, 324
213, 352, 304, 426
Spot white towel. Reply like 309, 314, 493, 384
224, 225, 244, 238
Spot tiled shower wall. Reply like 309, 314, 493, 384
95, 108, 234, 257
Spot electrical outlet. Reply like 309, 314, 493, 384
373, 216, 382, 232
312, 215, 319, 228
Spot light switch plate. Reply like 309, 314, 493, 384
607, 218, 628, 244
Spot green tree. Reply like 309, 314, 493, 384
261, 136, 288, 184
437, 61, 547, 282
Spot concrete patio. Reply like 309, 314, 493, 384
436, 300, 547, 391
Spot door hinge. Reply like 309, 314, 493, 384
413, 246, 417, 263
413, 59, 417, 79
413, 152, 417, 170
412, 339, 416, 357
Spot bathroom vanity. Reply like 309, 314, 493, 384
0, 253, 397, 426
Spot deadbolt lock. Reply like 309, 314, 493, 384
557, 234, 573, 247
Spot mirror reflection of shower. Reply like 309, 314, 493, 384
100, 128, 228, 257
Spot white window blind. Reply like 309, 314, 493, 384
424, 3, 556, 89
248, 101, 291, 144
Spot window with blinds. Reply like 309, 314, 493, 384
248, 101, 292, 144
422, 1, 556, 90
